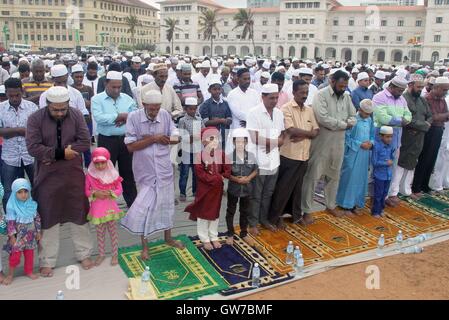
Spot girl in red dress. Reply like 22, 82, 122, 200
185, 127, 231, 250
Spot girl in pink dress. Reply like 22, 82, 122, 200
85, 147, 125, 266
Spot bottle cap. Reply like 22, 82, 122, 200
254, 263, 259, 267
380, 234, 384, 237
288, 241, 293, 244
398, 230, 402, 233
295, 246, 300, 249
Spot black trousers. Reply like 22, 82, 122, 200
269, 156, 308, 224
412, 126, 444, 194
98, 134, 137, 208
226, 193, 251, 238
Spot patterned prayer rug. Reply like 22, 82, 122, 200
399, 194, 449, 219
118, 235, 228, 300
190, 233, 293, 296
383, 201, 449, 234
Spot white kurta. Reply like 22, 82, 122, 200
39, 86, 89, 116
227, 86, 261, 129
429, 112, 449, 191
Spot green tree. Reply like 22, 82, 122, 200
161, 17, 183, 54
198, 9, 222, 56
125, 15, 142, 49
233, 8, 256, 55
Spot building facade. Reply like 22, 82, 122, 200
159, 0, 449, 64
247, 0, 280, 8
0, 0, 159, 51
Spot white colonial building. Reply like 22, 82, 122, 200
158, 0, 449, 64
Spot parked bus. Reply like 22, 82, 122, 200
9, 43, 31, 53
81, 45, 105, 53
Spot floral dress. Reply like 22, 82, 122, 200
3, 214, 41, 254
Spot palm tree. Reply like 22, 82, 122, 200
233, 8, 256, 56
125, 15, 142, 49
198, 9, 222, 56
161, 17, 183, 54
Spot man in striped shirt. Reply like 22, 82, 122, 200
22, 59, 52, 105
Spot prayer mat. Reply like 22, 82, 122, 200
399, 194, 449, 219
286, 211, 379, 258
125, 277, 157, 300
190, 233, 293, 296
118, 235, 228, 300
237, 226, 334, 274
383, 201, 449, 234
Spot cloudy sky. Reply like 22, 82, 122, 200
145, 0, 424, 9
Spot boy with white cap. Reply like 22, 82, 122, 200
336, 99, 375, 216
351, 72, 374, 110
348, 68, 359, 91
178, 97, 204, 202
369, 71, 386, 95
372, 125, 395, 217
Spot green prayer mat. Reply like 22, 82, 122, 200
118, 235, 228, 300
399, 194, 449, 219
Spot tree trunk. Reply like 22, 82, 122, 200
171, 39, 174, 54
211, 36, 213, 57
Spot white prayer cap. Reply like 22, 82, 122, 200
435, 76, 449, 85
355, 64, 362, 69
443, 72, 449, 78
141, 74, 153, 84
50, 64, 68, 78
46, 86, 69, 103
299, 68, 313, 76
275, 66, 286, 72
261, 83, 278, 94
351, 68, 359, 74
380, 126, 393, 135
2, 57, 9, 62
18, 57, 29, 64
391, 76, 408, 89
211, 60, 219, 68
175, 63, 183, 71
396, 69, 409, 79
146, 63, 155, 71
292, 57, 299, 62
322, 64, 330, 69
142, 89, 162, 104
201, 60, 211, 68
143, 53, 151, 59
261, 71, 271, 79
374, 71, 386, 80
233, 58, 239, 64
284, 59, 291, 64
106, 71, 123, 81
428, 77, 436, 85
292, 69, 301, 77
170, 57, 179, 63
430, 70, 440, 77
411, 63, 420, 69
69, 63, 83, 75
87, 56, 97, 63
231, 128, 250, 139
357, 72, 370, 82
165, 60, 172, 65
359, 99, 374, 114
185, 97, 198, 106
262, 61, 271, 69
131, 56, 142, 63
409, 74, 424, 83
305, 59, 312, 64
195, 63, 202, 68
245, 59, 255, 67
208, 77, 222, 87
121, 57, 127, 62
125, 51, 134, 57
0, 85, 5, 94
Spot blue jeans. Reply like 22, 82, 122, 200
1, 160, 35, 211
372, 178, 391, 216
179, 155, 196, 196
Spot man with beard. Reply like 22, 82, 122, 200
412, 77, 449, 198
227, 68, 261, 129
301, 70, 357, 219
22, 59, 52, 104
82, 61, 100, 95
386, 74, 432, 206
26, 86, 94, 276
124, 56, 145, 84
139, 63, 183, 120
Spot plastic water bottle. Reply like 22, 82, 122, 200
403, 245, 424, 254
252, 263, 261, 288
376, 234, 385, 256
293, 246, 302, 264
294, 251, 305, 277
396, 230, 403, 253
140, 266, 151, 295
285, 241, 294, 265
56, 290, 64, 300
406, 233, 432, 245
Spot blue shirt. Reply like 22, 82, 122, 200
372, 140, 395, 181
351, 86, 374, 110
92, 91, 137, 136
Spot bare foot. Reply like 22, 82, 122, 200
166, 239, 186, 250
80, 258, 94, 270
39, 267, 54, 278
26, 273, 39, 280
372, 214, 381, 219
344, 210, 355, 217
203, 242, 213, 250
327, 208, 345, 218
242, 235, 255, 247
352, 208, 364, 216
95, 256, 106, 266
380, 212, 386, 218
410, 193, 423, 200
141, 248, 150, 261
385, 197, 399, 207
111, 256, 119, 266
226, 236, 234, 245
249, 227, 260, 236
212, 241, 222, 249
276, 219, 286, 231
262, 223, 277, 232
302, 213, 315, 225
2, 275, 13, 285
